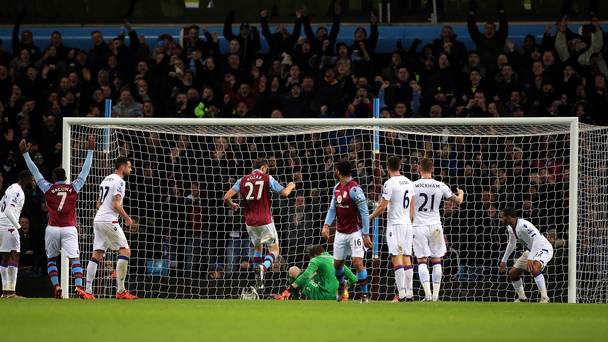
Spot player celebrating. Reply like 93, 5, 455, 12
223, 158, 296, 289
370, 156, 416, 302
85, 157, 138, 299
0, 170, 34, 298
275, 245, 358, 300
413, 158, 464, 302
322, 159, 371, 303
20, 138, 95, 300
499, 207, 553, 303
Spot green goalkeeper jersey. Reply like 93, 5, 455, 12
295, 252, 339, 294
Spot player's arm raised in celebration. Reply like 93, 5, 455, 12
499, 228, 517, 273
72, 136, 96, 193
19, 139, 52, 193
113, 194, 132, 226
351, 186, 371, 248
223, 178, 242, 211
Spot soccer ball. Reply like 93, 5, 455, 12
240, 286, 259, 300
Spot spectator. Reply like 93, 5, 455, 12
467, 0, 508, 72
112, 88, 143, 117
223, 11, 261, 64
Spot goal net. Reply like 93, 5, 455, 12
62, 118, 608, 303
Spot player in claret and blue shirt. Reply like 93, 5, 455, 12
20, 137, 95, 300
224, 158, 296, 289
322, 159, 371, 303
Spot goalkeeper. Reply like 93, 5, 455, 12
275, 245, 358, 300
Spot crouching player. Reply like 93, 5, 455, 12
499, 207, 553, 303
275, 245, 357, 300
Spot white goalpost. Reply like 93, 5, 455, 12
59, 117, 608, 303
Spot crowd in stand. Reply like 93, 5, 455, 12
0, 0, 602, 298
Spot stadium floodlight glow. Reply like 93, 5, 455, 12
61, 117, 608, 303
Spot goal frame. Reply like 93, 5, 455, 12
61, 117, 579, 303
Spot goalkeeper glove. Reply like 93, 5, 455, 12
275, 285, 295, 300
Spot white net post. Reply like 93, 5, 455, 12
61, 119, 71, 299
568, 120, 578, 303
61, 117, 608, 302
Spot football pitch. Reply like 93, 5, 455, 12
2, 299, 607, 341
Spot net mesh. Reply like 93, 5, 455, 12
65, 121, 608, 303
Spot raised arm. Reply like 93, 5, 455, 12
20, 140, 51, 193
260, 10, 274, 47
289, 9, 303, 45
203, 30, 220, 55
124, 19, 140, 54
250, 26, 262, 53
302, 15, 315, 42
496, 5, 509, 47
12, 9, 24, 58
72, 136, 96, 193
328, 7, 341, 44
467, 2, 482, 46
368, 13, 379, 52
223, 10, 238, 41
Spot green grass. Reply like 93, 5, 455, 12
1, 299, 607, 342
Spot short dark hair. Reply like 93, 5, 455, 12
387, 156, 401, 172
307, 245, 325, 258
253, 158, 268, 170
115, 156, 129, 170
18, 170, 32, 182
420, 158, 434, 173
501, 207, 518, 218
335, 159, 353, 177
52, 167, 67, 182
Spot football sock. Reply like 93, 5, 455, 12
86, 257, 99, 293
394, 266, 406, 299
116, 255, 129, 293
47, 258, 60, 287
71, 259, 84, 287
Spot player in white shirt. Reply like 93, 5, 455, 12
499, 207, 553, 303
0, 171, 34, 297
85, 157, 138, 300
370, 156, 416, 302
413, 158, 464, 301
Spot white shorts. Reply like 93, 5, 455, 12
45, 226, 80, 259
0, 229, 20, 253
413, 225, 446, 258
386, 224, 413, 256
93, 222, 129, 251
246, 223, 278, 246
514, 245, 554, 271
333, 230, 365, 261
